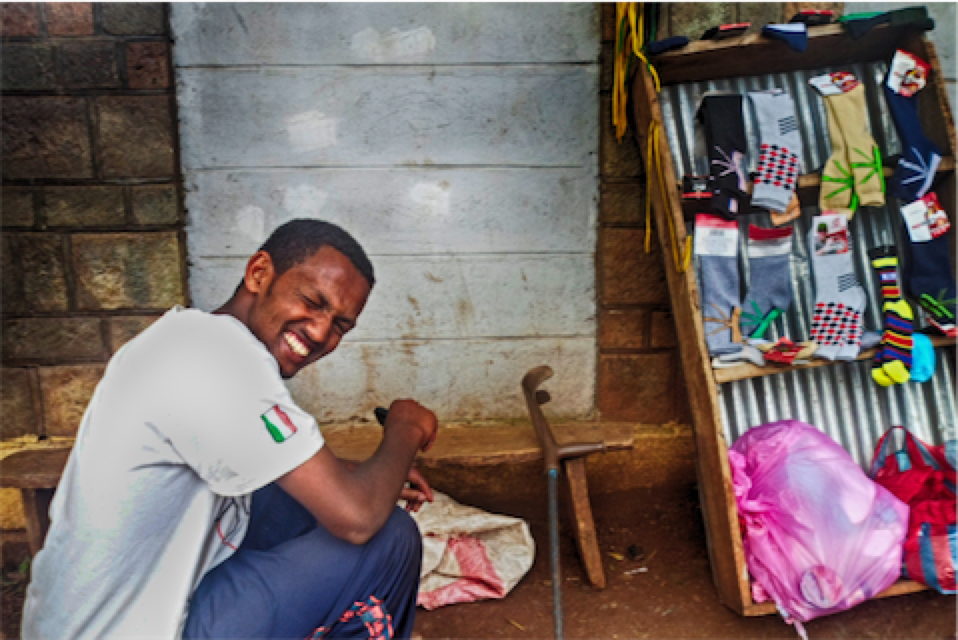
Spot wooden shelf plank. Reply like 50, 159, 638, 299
742, 578, 929, 617
714, 336, 955, 385
797, 156, 955, 192
323, 421, 637, 467
679, 157, 956, 217
652, 23, 917, 85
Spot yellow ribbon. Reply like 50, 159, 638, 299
613, 3, 661, 141
631, 3, 661, 92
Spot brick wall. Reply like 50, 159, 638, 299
597, 5, 690, 424
594, 2, 842, 420
1, 2, 186, 528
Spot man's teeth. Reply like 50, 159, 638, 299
285, 332, 310, 357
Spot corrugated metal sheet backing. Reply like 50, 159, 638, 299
658, 61, 956, 469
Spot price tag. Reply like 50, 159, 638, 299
810, 214, 850, 256
694, 214, 739, 257
887, 50, 930, 97
923, 192, 951, 239
809, 71, 860, 96
900, 199, 933, 242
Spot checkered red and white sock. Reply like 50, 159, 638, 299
807, 214, 867, 360
748, 89, 803, 213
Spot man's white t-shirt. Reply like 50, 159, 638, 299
22, 307, 325, 639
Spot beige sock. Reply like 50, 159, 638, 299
819, 96, 856, 216
829, 84, 885, 208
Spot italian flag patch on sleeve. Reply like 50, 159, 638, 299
262, 405, 298, 443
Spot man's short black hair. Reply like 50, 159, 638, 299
258, 219, 375, 288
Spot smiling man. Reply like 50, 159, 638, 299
22, 220, 438, 640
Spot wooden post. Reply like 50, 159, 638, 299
562, 457, 606, 589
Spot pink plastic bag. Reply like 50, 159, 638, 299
729, 420, 908, 632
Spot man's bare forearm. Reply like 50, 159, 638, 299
278, 400, 436, 544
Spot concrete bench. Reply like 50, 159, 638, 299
1, 421, 634, 588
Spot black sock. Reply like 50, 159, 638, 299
843, 6, 933, 39
843, 12, 891, 39
647, 36, 689, 56
698, 95, 748, 219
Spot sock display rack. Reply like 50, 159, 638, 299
630, 23, 956, 615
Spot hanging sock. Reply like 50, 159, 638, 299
695, 214, 743, 356
840, 7, 934, 40
701, 22, 750, 40
748, 89, 803, 213
740, 225, 794, 340
714, 344, 765, 367
884, 51, 942, 201
789, 9, 834, 26
811, 73, 885, 216
762, 24, 808, 52
839, 85, 885, 208
807, 214, 867, 361
839, 11, 891, 39
868, 247, 913, 385
756, 338, 816, 365
900, 193, 957, 337
812, 74, 857, 217
646, 36, 689, 56
860, 330, 883, 351
909, 333, 936, 383
698, 95, 748, 219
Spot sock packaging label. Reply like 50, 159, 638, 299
901, 192, 951, 242
887, 49, 930, 97
811, 215, 850, 256
694, 214, 739, 257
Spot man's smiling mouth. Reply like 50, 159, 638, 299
284, 331, 311, 357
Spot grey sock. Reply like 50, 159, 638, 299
740, 225, 794, 339
749, 89, 803, 212
807, 216, 867, 361
700, 253, 743, 356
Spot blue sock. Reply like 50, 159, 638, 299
762, 24, 808, 52
647, 36, 689, 56
884, 83, 942, 201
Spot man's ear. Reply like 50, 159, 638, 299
244, 251, 275, 295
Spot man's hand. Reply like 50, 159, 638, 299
400, 467, 434, 513
279, 399, 438, 545
384, 399, 438, 452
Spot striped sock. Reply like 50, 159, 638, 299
870, 249, 913, 385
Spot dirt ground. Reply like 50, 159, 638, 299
3, 484, 955, 639
414, 485, 955, 640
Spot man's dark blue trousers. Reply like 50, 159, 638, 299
184, 484, 422, 639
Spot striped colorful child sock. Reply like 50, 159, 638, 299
869, 247, 913, 385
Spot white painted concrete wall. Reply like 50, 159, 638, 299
171, 3, 600, 422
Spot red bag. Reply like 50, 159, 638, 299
870, 427, 956, 594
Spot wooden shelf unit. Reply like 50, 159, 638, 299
631, 22, 956, 617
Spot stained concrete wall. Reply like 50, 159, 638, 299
171, 4, 600, 422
